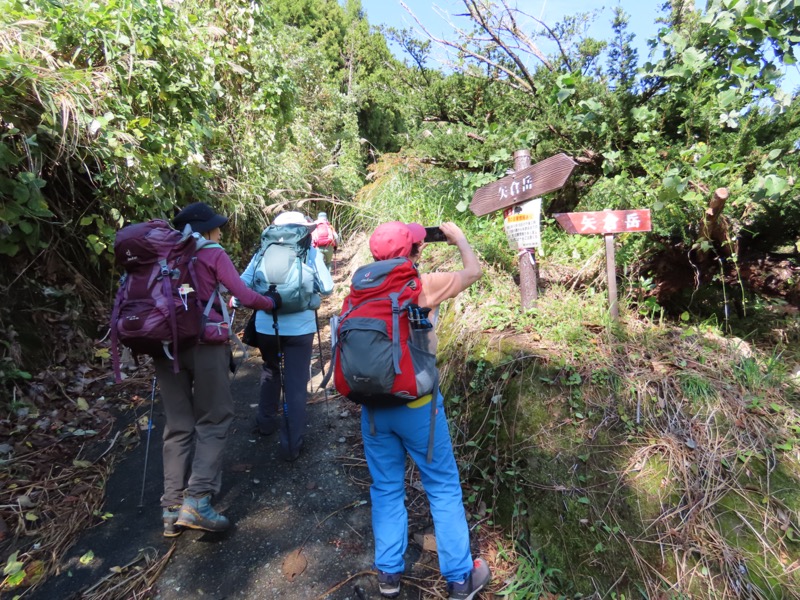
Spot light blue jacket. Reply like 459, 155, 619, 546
240, 246, 333, 336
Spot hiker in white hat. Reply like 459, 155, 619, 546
235, 210, 333, 461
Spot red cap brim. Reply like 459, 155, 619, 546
406, 223, 425, 244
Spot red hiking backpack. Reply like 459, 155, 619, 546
313, 221, 335, 247
331, 258, 438, 406
110, 220, 206, 380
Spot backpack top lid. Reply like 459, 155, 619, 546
346, 257, 420, 305
261, 221, 313, 252
114, 220, 192, 269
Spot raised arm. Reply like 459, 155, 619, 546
439, 221, 482, 290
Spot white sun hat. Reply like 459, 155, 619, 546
273, 211, 315, 227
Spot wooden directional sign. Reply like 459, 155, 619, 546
554, 209, 652, 321
470, 153, 576, 216
554, 209, 651, 235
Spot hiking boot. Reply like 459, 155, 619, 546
446, 558, 491, 600
280, 439, 304, 462
251, 423, 278, 437
175, 495, 230, 532
162, 505, 182, 538
376, 570, 401, 598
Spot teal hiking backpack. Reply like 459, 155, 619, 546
251, 223, 321, 314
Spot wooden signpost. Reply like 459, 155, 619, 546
470, 151, 576, 309
553, 209, 652, 319
470, 153, 577, 217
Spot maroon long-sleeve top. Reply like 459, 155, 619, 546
195, 246, 273, 314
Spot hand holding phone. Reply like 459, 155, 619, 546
424, 226, 448, 243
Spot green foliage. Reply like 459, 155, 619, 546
383, 0, 800, 278
0, 0, 413, 385
1, 0, 296, 262
606, 8, 639, 92
496, 546, 562, 597
3, 551, 25, 589
267, 0, 408, 154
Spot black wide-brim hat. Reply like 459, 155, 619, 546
173, 202, 228, 233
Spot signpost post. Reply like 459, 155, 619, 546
470, 151, 576, 309
512, 151, 537, 305
553, 209, 652, 320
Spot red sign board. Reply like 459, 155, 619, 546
470, 153, 576, 217
554, 210, 651, 235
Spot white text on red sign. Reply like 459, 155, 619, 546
553, 209, 651, 235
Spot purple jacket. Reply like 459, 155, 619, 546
196, 246, 273, 317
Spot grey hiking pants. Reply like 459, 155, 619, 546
153, 343, 234, 507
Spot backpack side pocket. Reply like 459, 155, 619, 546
407, 328, 438, 398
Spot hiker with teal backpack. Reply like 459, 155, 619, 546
235, 211, 333, 461
140, 202, 279, 537
331, 221, 490, 600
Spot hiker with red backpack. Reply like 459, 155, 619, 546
330, 221, 490, 599
112, 202, 280, 537
311, 211, 338, 269
235, 211, 334, 462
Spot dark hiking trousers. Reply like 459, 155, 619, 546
154, 344, 234, 507
255, 332, 314, 460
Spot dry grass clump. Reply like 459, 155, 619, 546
1, 19, 112, 159
0, 459, 111, 591
81, 544, 176, 600
437, 280, 800, 597
609, 329, 800, 597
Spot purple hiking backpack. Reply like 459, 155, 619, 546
110, 220, 204, 381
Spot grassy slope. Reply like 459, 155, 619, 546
358, 157, 800, 598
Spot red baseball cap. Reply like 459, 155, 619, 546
369, 221, 426, 260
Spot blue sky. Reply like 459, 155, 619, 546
361, 0, 684, 65
360, 0, 800, 91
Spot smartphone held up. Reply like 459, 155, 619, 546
424, 226, 447, 243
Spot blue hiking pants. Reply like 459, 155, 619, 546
361, 393, 473, 582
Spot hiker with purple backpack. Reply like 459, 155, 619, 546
152, 202, 280, 536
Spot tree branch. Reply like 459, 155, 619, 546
498, 0, 556, 71
400, 1, 535, 93
462, 0, 540, 92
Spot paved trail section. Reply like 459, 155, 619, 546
27, 248, 453, 600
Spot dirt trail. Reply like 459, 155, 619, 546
25, 238, 450, 600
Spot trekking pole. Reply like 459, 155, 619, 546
315, 311, 331, 428
227, 307, 248, 383
137, 376, 157, 514
270, 287, 292, 461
